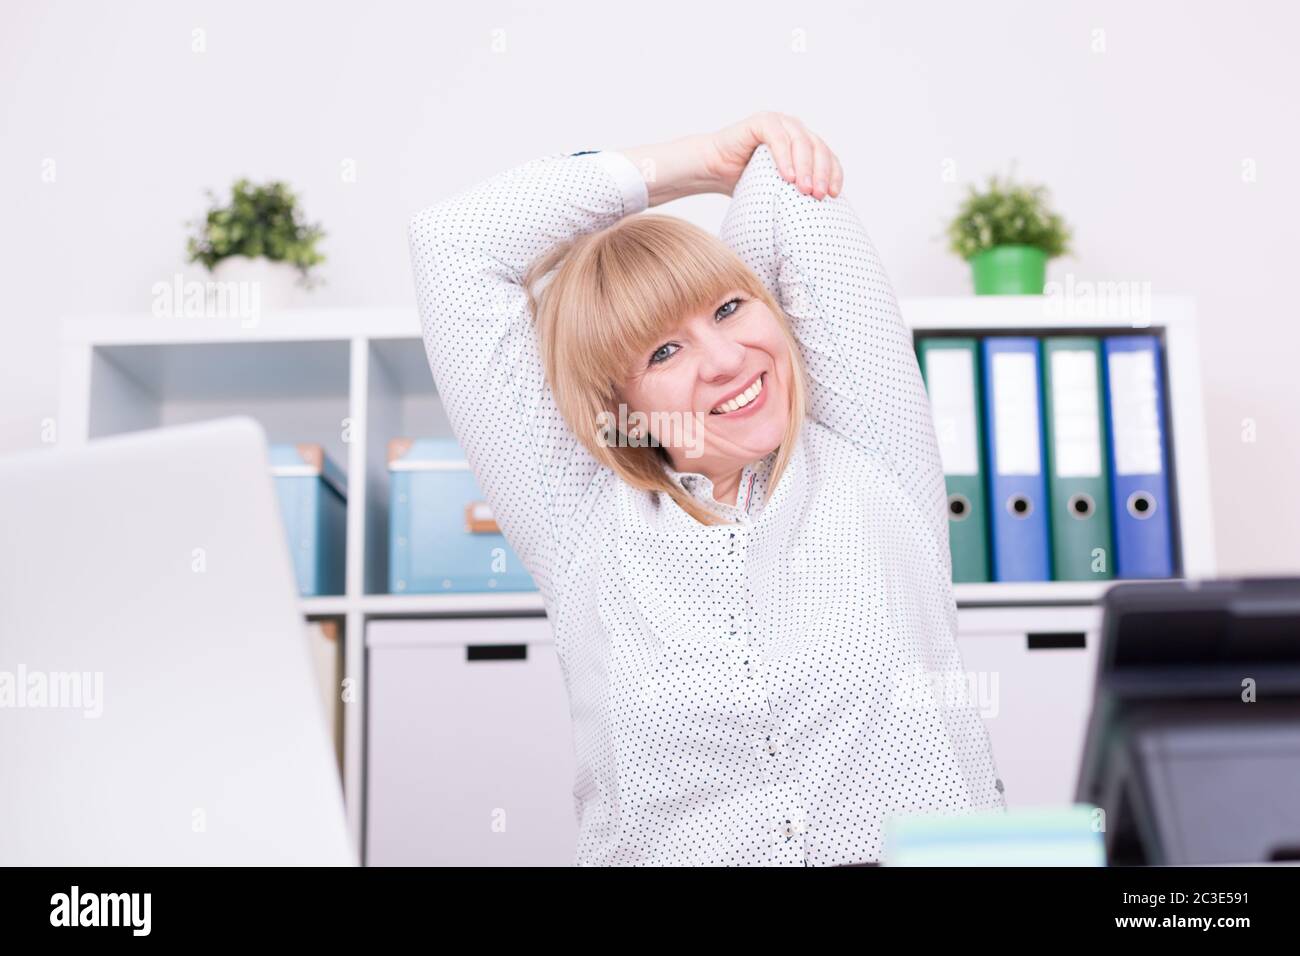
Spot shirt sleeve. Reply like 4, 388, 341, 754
718, 143, 949, 555
407, 149, 649, 600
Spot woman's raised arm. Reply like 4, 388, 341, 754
407, 149, 648, 600
718, 143, 949, 556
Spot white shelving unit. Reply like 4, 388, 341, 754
59, 295, 1215, 861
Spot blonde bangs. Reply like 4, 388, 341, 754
535, 214, 764, 398
591, 216, 767, 382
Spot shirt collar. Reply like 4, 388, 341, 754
663, 449, 778, 510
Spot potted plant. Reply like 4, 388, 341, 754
186, 179, 326, 309
947, 173, 1071, 294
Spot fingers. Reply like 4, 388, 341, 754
809, 135, 834, 199
808, 131, 842, 198
786, 123, 815, 193
774, 113, 840, 199
760, 112, 797, 185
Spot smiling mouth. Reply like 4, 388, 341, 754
709, 372, 765, 415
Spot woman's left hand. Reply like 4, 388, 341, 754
703, 111, 844, 200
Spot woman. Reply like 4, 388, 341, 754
408, 111, 1004, 866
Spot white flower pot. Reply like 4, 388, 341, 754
206, 256, 306, 314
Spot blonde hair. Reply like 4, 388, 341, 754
523, 213, 808, 526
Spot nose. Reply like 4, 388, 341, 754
695, 323, 747, 383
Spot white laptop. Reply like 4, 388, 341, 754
0, 417, 355, 865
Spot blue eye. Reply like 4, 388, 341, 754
649, 343, 677, 365
646, 297, 745, 366
716, 296, 743, 320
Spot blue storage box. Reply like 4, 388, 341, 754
387, 437, 535, 593
269, 443, 347, 596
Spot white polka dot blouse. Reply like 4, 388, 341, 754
408, 143, 1005, 866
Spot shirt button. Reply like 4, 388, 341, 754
782, 821, 795, 839
766, 736, 779, 755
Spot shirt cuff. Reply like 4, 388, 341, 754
583, 149, 650, 217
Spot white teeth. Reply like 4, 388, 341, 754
710, 374, 764, 415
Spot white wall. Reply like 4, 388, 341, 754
2, 0, 1297, 574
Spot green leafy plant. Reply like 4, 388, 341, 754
947, 173, 1071, 260
187, 179, 326, 286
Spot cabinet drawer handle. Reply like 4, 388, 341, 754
466, 644, 528, 661
1026, 631, 1087, 650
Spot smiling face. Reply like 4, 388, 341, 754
618, 289, 793, 481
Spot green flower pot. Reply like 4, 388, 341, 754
969, 245, 1048, 295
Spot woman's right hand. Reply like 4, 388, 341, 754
703, 111, 844, 200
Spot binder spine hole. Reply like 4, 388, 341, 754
1007, 495, 1033, 519
1068, 493, 1095, 519
1126, 491, 1156, 519
948, 494, 971, 521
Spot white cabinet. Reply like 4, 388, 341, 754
955, 606, 1102, 808
365, 616, 578, 866
364, 605, 1106, 868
